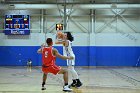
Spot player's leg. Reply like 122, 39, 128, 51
41, 73, 47, 90
67, 59, 82, 88
58, 68, 68, 85
49, 65, 72, 91
72, 66, 82, 88
58, 68, 72, 92
68, 65, 78, 86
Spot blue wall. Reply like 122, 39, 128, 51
95, 46, 140, 66
0, 46, 140, 66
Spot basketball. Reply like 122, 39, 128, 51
57, 31, 64, 39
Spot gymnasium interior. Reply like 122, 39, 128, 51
0, 0, 140, 93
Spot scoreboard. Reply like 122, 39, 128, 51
4, 15, 30, 35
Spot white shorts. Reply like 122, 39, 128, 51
67, 59, 75, 66
67, 56, 75, 66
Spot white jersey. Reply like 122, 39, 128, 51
63, 40, 75, 66
63, 40, 75, 57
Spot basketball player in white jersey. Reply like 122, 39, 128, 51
56, 32, 82, 88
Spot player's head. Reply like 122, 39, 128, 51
46, 38, 53, 46
64, 32, 74, 42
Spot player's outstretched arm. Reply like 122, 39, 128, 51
37, 48, 42, 54
55, 32, 66, 45
53, 48, 73, 60
37, 43, 45, 54
55, 39, 69, 47
55, 38, 66, 44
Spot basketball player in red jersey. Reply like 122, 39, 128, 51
37, 38, 73, 92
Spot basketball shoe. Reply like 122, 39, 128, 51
63, 85, 73, 92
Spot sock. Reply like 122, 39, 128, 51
42, 82, 45, 87
65, 83, 68, 86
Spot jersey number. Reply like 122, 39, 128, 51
45, 51, 48, 58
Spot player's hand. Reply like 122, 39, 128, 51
68, 56, 74, 60
41, 43, 45, 48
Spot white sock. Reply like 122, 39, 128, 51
68, 66, 79, 79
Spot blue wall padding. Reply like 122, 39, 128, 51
0, 46, 140, 66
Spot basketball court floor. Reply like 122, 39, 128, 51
0, 66, 140, 93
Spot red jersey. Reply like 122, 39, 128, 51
42, 46, 56, 66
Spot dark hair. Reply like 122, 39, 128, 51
64, 32, 74, 42
46, 38, 53, 45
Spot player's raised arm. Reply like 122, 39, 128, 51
55, 39, 64, 44
55, 31, 66, 44
37, 43, 45, 54
37, 48, 42, 54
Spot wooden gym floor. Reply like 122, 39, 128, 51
0, 66, 140, 93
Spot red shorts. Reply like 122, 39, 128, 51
42, 65, 61, 75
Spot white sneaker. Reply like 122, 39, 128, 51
41, 86, 46, 90
63, 85, 73, 92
